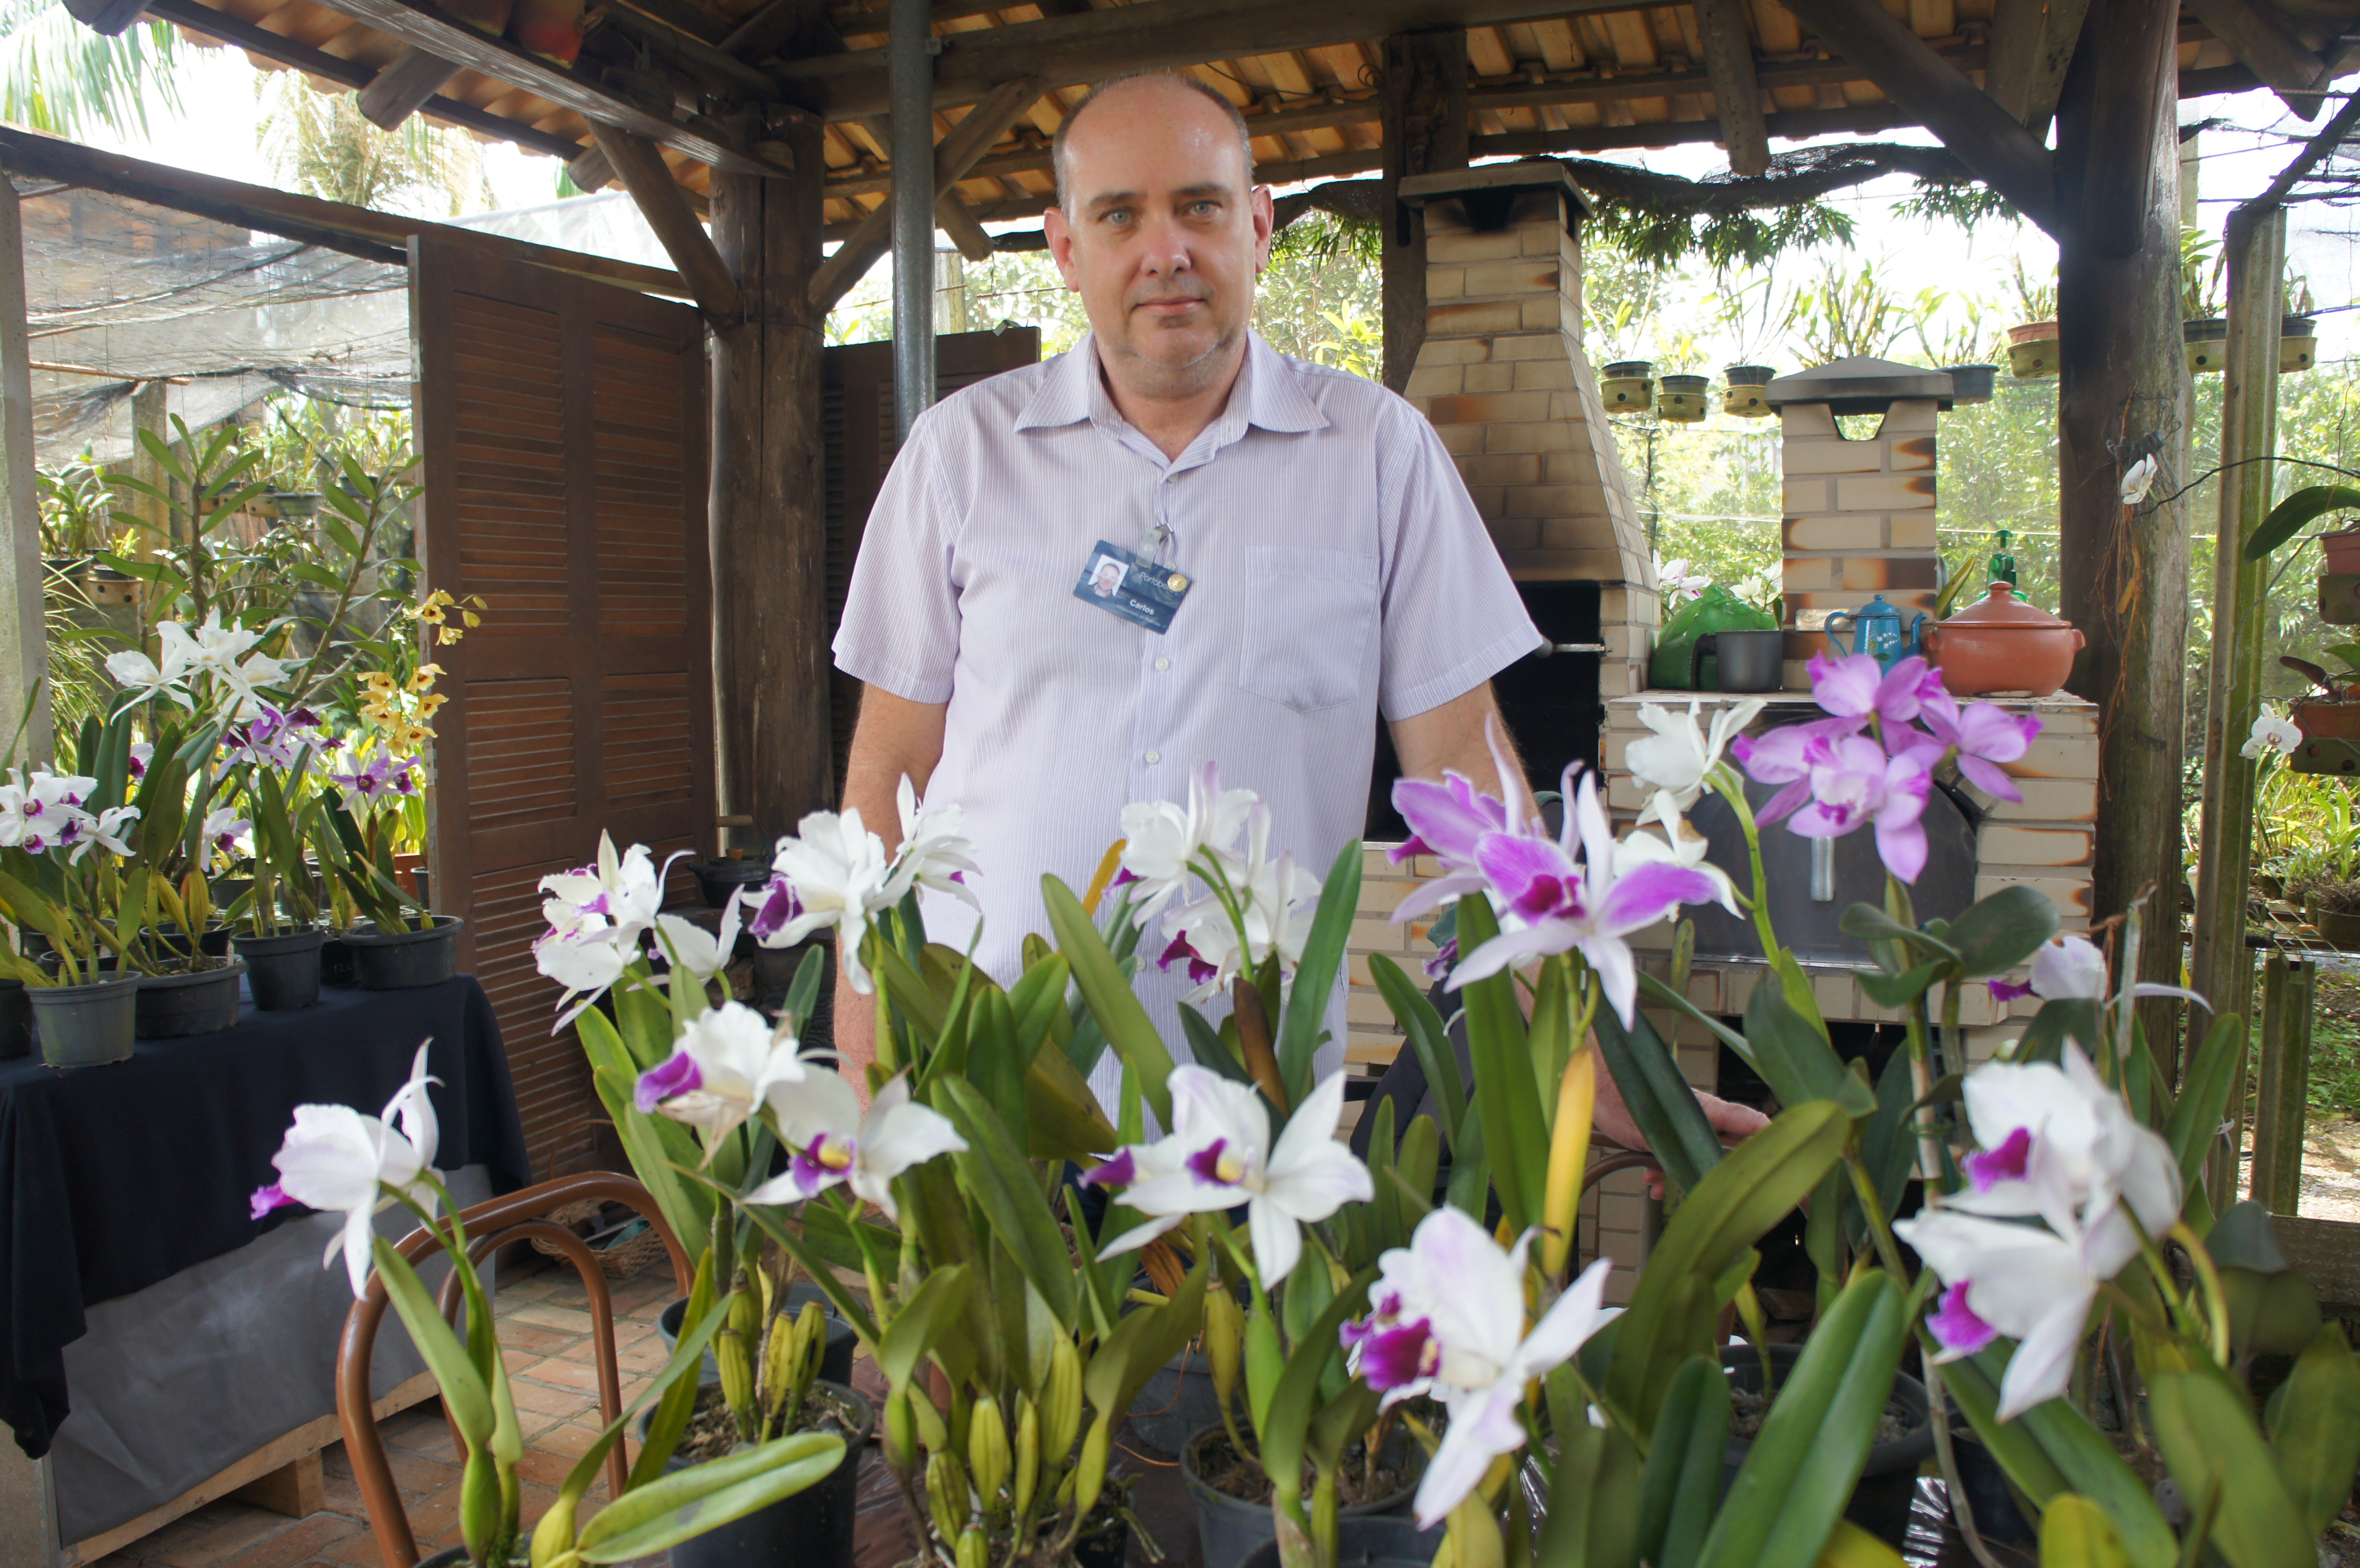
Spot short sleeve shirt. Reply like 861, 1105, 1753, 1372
833, 331, 1541, 1106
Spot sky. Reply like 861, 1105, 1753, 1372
73, 36, 2360, 358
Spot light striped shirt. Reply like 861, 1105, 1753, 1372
834, 330, 1541, 1109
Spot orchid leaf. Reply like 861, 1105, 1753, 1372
1007, 952, 1068, 1045
1950, 1346, 2173, 1568
2037, 1495, 2132, 1568
1043, 874, 1173, 1127
2165, 1013, 2244, 1200
2016, 997, 2102, 1066
1082, 1247, 1210, 1423
1930, 1359, 2068, 1511
1537, 1418, 1646, 1568
1603, 1101, 1847, 1436
873, 943, 946, 1046
1634, 1355, 1730, 1568
1179, 1003, 1255, 1086
371, 1237, 493, 1449
2245, 484, 2360, 560
1021, 1032, 1119, 1164
1368, 952, 1467, 1152
1636, 970, 1751, 1055
2146, 1366, 2316, 1568
627, 1254, 723, 1490
1274, 839, 1360, 1107
878, 1264, 972, 1392
578, 1433, 846, 1560
1253, 1264, 1376, 1523
1837, 903, 1962, 966
936, 1078, 1075, 1330
780, 945, 826, 1034
1942, 885, 2061, 979
1452, 894, 1548, 1233
1855, 961, 1946, 1009
2266, 1323, 2360, 1534
1743, 976, 1877, 1118
730, 1200, 882, 1346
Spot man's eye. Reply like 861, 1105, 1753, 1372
1188, 201, 1218, 218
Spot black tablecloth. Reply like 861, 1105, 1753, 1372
0, 975, 531, 1458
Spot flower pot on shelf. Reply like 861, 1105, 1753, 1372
343, 916, 463, 990
2322, 527, 2360, 575
2307, 899, 2360, 951
2282, 315, 2318, 374
1944, 362, 1997, 403
320, 932, 356, 987
31, 972, 139, 1067
1721, 364, 1775, 417
1237, 1518, 1445, 1568
0, 978, 28, 1061
134, 956, 247, 1039
151, 921, 234, 960
1922, 582, 2083, 698
2185, 318, 2229, 372
1183, 1421, 1423, 1568
640, 1381, 872, 1568
1600, 360, 1653, 410
2006, 321, 2059, 378
1656, 373, 1709, 423
233, 926, 326, 1011
1722, 1342, 1933, 1549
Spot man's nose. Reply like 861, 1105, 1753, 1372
1135, 209, 1192, 276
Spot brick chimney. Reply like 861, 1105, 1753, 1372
1398, 163, 1658, 702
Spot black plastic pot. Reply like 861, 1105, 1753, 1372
0, 978, 29, 1060
31, 972, 139, 1067
344, 917, 463, 990
1945, 1429, 2036, 1547
151, 922, 234, 959
234, 926, 326, 1011
659, 1286, 856, 1387
695, 856, 774, 910
642, 1381, 872, 1568
1238, 1517, 1446, 1568
1184, 1422, 1422, 1568
134, 957, 247, 1039
320, 934, 356, 987
1131, 1345, 1229, 1455
1722, 1342, 1934, 1549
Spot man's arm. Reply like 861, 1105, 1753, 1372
831, 685, 948, 1081
1387, 683, 1769, 1178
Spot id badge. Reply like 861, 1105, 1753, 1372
1073, 539, 1190, 635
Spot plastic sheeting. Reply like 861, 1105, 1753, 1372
23, 186, 672, 465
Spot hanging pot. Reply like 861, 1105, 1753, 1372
234, 925, 326, 1011
344, 916, 464, 990
32, 972, 140, 1067
2319, 527, 2360, 576
0, 977, 29, 1061
1599, 360, 1653, 411
1722, 1342, 1933, 1549
2006, 321, 2059, 379
2290, 697, 2360, 774
1922, 582, 2084, 698
2282, 315, 2318, 374
1183, 1422, 1423, 1568
640, 1382, 872, 1568
134, 956, 247, 1039
2185, 318, 2229, 372
437, 0, 513, 33
1656, 373, 1709, 423
1721, 364, 1775, 417
1943, 362, 1997, 403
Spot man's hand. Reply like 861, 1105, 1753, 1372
1591, 1055, 1770, 1200
831, 684, 948, 1101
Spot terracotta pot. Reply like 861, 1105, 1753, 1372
1923, 582, 2085, 698
2322, 528, 2360, 575
2006, 321, 2058, 379
2293, 696, 2360, 742
508, 0, 585, 61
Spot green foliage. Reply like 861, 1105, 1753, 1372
0, 0, 181, 140
257, 75, 492, 216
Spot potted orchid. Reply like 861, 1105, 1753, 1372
251, 1046, 850, 1568
0, 753, 146, 1064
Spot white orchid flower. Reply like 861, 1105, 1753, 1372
533, 926, 635, 1026
1618, 790, 1742, 916
0, 770, 95, 851
1118, 761, 1261, 926
1155, 804, 1323, 1005
634, 1002, 807, 1143
761, 808, 901, 993
2018, 934, 2209, 1012
105, 647, 192, 707
2119, 453, 2159, 507
2241, 712, 2303, 760
1623, 698, 1765, 809
886, 774, 980, 910
59, 805, 138, 863
1651, 553, 1711, 602
654, 908, 741, 986
539, 833, 665, 943
1086, 1067, 1371, 1286
1341, 1207, 1617, 1527
746, 1069, 967, 1223
256, 1043, 442, 1298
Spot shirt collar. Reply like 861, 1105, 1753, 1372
1013, 331, 1330, 438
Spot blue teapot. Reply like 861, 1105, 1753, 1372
1823, 594, 1927, 672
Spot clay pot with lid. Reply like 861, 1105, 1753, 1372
1922, 583, 2086, 698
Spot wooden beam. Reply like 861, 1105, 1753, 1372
778, 0, 1696, 119
935, 186, 994, 260
1694, 0, 1769, 175
1985, 0, 2093, 126
355, 44, 463, 130
591, 124, 742, 319
307, 0, 781, 175
59, 0, 147, 36
0, 126, 693, 300
138, 0, 584, 160
2076, 0, 2178, 256
0, 179, 48, 778
590, 0, 780, 97
608, 0, 732, 45
1776, 0, 2056, 231
1380, 30, 1465, 392
569, 145, 615, 191
2181, 0, 2326, 97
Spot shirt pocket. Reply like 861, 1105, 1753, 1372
1239, 545, 1380, 714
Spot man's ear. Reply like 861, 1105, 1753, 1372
1249, 184, 1276, 274
1045, 205, 1081, 292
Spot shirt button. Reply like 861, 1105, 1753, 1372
1144, 749, 1161, 764
1155, 657, 1171, 671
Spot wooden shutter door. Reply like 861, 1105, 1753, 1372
411, 236, 714, 1180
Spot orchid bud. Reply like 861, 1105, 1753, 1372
1204, 1290, 1243, 1415
760, 1310, 797, 1418
1042, 1337, 1083, 1463
924, 1450, 969, 1545
885, 1388, 918, 1475
1070, 1413, 1111, 1524
956, 1527, 989, 1568
1013, 1395, 1040, 1521
718, 1291, 758, 1427
969, 1394, 1010, 1515
909, 1384, 950, 1453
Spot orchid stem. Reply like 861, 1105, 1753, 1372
2170, 1220, 2234, 1365
1844, 1151, 1910, 1281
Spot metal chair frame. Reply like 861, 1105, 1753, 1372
334, 1171, 694, 1568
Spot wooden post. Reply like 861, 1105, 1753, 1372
0, 178, 47, 769
2053, 0, 2190, 1040
710, 112, 834, 854
1378, 29, 1465, 392
2251, 950, 2314, 1214
2186, 207, 2284, 1103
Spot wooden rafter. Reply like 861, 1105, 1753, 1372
355, 45, 465, 130
1984, 0, 2093, 127
590, 124, 743, 319
1690, 0, 1768, 174
2181, 0, 2326, 98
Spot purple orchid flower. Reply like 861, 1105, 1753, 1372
1731, 715, 1862, 826
1810, 651, 1945, 726
1987, 978, 2035, 1005
634, 1050, 703, 1112
1964, 1126, 2033, 1191
1782, 732, 1936, 883
250, 1183, 296, 1221
1920, 691, 2042, 803
1388, 714, 1529, 925
1078, 1149, 1138, 1189
1158, 933, 1217, 988
745, 875, 803, 944
1928, 1281, 1998, 1356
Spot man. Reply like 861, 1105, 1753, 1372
831, 71, 1762, 1156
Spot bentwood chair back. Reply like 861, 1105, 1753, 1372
335, 1171, 694, 1568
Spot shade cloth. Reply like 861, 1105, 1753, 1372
0, 974, 530, 1459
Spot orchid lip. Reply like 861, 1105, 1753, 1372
1186, 1138, 1244, 1187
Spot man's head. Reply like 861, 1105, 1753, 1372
1044, 73, 1275, 402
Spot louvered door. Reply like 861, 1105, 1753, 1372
821, 328, 1041, 794
411, 236, 713, 1180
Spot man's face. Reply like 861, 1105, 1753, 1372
1045, 80, 1275, 396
